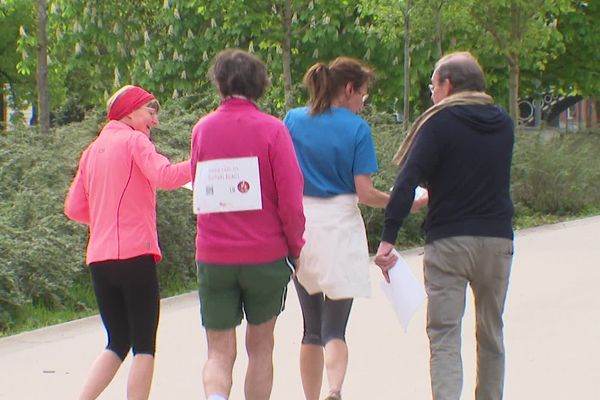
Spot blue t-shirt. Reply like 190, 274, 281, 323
284, 106, 378, 197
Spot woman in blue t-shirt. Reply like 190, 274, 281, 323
284, 57, 401, 400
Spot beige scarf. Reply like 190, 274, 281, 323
392, 91, 494, 167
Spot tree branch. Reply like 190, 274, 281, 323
0, 69, 15, 84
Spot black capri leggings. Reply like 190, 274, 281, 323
90, 255, 159, 361
293, 278, 353, 346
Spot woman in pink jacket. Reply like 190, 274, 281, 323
64, 85, 190, 400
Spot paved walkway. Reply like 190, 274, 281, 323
1, 216, 599, 399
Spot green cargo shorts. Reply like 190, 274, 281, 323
196, 258, 293, 330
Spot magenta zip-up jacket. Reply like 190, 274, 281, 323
191, 98, 305, 264
65, 120, 191, 264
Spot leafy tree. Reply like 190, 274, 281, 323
46, 0, 161, 108
543, 1, 600, 97
469, 0, 571, 122
130, 0, 373, 115
361, 0, 413, 128
6, 0, 598, 128
0, 0, 36, 126
361, 0, 451, 125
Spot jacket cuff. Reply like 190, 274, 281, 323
381, 224, 400, 245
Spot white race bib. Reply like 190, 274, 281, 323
193, 157, 262, 214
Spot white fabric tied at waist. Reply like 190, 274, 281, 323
297, 194, 371, 299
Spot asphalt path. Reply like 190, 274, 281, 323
1, 216, 599, 399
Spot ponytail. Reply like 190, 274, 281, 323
303, 57, 376, 115
303, 63, 332, 115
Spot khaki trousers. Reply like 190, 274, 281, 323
424, 236, 513, 400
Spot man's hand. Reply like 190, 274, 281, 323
374, 241, 398, 283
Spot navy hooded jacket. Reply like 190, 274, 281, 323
382, 104, 514, 244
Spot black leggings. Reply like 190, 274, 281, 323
90, 255, 159, 360
293, 278, 353, 346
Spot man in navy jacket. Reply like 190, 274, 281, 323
375, 52, 514, 400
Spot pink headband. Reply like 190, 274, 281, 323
107, 86, 155, 121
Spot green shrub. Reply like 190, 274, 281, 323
0, 123, 96, 330
1, 101, 599, 332
512, 130, 600, 215
362, 111, 426, 251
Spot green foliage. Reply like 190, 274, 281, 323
362, 109, 426, 251
0, 121, 95, 330
46, 0, 162, 107
512, 129, 600, 214
0, 0, 37, 111
4, 0, 598, 126
0, 282, 96, 336
543, 1, 600, 96
130, 0, 372, 114
1, 100, 599, 334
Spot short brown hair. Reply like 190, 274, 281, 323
209, 49, 270, 100
434, 51, 486, 93
303, 57, 376, 115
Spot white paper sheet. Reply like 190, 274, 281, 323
193, 157, 262, 214
414, 186, 427, 200
380, 250, 427, 332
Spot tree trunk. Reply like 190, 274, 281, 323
433, 1, 444, 59
36, 0, 49, 134
402, 0, 412, 132
507, 2, 522, 125
0, 88, 6, 131
281, 0, 294, 111
508, 57, 519, 124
